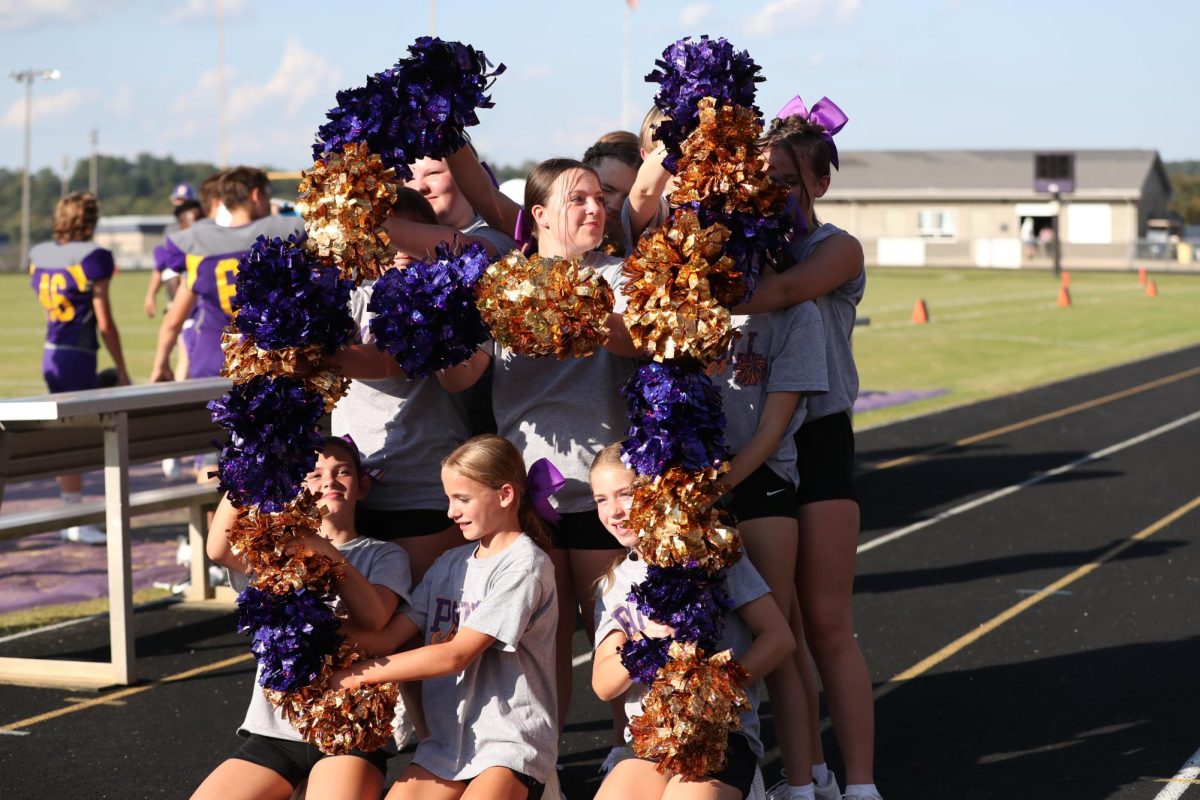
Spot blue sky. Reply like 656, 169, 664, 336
2, 0, 1197, 179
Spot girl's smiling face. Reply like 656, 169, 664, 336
591, 464, 637, 549
303, 447, 367, 518
533, 168, 606, 257
441, 466, 515, 542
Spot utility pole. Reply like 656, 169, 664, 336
216, 0, 228, 168
89, 129, 98, 195
10, 68, 60, 271
61, 155, 69, 196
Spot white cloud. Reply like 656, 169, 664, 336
110, 84, 134, 115
227, 38, 340, 119
743, 0, 861, 37
1, 88, 93, 129
160, 0, 249, 26
679, 2, 714, 27
0, 0, 110, 31
519, 65, 552, 81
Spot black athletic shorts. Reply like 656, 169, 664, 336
720, 463, 796, 523
794, 411, 859, 506
355, 507, 452, 540
231, 733, 388, 787
549, 509, 624, 551
464, 768, 544, 800
631, 733, 758, 798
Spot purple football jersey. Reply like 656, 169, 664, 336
28, 241, 115, 351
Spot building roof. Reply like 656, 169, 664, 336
825, 149, 1168, 202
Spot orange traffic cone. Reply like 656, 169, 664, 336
1138, 267, 1148, 286
1061, 271, 1071, 288
1057, 286, 1072, 307
912, 298, 929, 324
1146, 279, 1158, 298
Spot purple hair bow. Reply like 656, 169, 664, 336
526, 457, 565, 524
776, 95, 848, 170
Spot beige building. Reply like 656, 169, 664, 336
818, 149, 1183, 270
93, 215, 174, 271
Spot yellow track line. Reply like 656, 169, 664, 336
872, 494, 1200, 703
1, 652, 252, 732
863, 365, 1200, 473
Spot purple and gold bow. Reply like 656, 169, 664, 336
776, 95, 848, 170
526, 457, 565, 524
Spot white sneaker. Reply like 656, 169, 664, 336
62, 524, 106, 545
162, 457, 181, 481
814, 772, 842, 800
392, 694, 418, 750
843, 792, 883, 800
598, 744, 634, 776
748, 766, 767, 800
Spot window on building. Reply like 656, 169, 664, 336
918, 209, 956, 238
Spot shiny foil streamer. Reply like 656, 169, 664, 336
669, 98, 789, 219
621, 210, 738, 363
225, 490, 344, 595
628, 641, 752, 780
475, 251, 614, 358
267, 642, 401, 755
627, 466, 742, 573
296, 142, 399, 283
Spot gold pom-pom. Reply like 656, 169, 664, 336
296, 141, 399, 283
669, 97, 790, 218
475, 251, 614, 358
628, 464, 742, 573
622, 209, 738, 364
267, 642, 400, 755
628, 641, 751, 779
227, 490, 343, 594
220, 331, 351, 413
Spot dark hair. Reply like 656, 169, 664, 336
391, 186, 438, 225
199, 170, 226, 214
523, 158, 597, 215
319, 435, 365, 479
763, 115, 833, 227
442, 434, 552, 550
53, 192, 99, 243
219, 166, 271, 212
582, 131, 642, 170
173, 199, 204, 220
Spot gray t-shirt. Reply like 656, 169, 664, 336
232, 535, 413, 742
490, 253, 635, 513
785, 223, 864, 419
463, 213, 518, 257
593, 553, 771, 757
331, 281, 472, 513
407, 535, 558, 783
619, 195, 670, 256
718, 303, 828, 485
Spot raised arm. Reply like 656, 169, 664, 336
446, 145, 522, 238
381, 216, 504, 259
734, 233, 864, 314
626, 145, 671, 242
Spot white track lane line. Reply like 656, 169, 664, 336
1154, 745, 1200, 799
858, 408, 1200, 555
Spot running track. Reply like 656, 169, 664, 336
1, 345, 1197, 800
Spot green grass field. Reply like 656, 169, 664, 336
2, 268, 1197, 428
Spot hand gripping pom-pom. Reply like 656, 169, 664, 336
367, 242, 492, 378
631, 565, 732, 647
628, 641, 752, 779
620, 635, 674, 686
296, 143, 400, 283
313, 37, 504, 177
237, 586, 343, 693
267, 642, 401, 755
621, 363, 728, 476
208, 375, 326, 512
645, 36, 764, 171
475, 251, 614, 358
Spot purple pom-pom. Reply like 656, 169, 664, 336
237, 586, 343, 693
208, 375, 325, 511
646, 36, 764, 171
621, 362, 728, 476
314, 37, 505, 178
367, 242, 492, 378
630, 565, 731, 646
619, 635, 674, 686
232, 235, 355, 353
683, 202, 794, 304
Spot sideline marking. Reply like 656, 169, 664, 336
0, 652, 253, 733
861, 365, 1200, 473
872, 494, 1200, 704
858, 409, 1200, 555
1153, 745, 1200, 799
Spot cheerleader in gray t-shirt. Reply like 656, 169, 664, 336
329, 435, 558, 800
